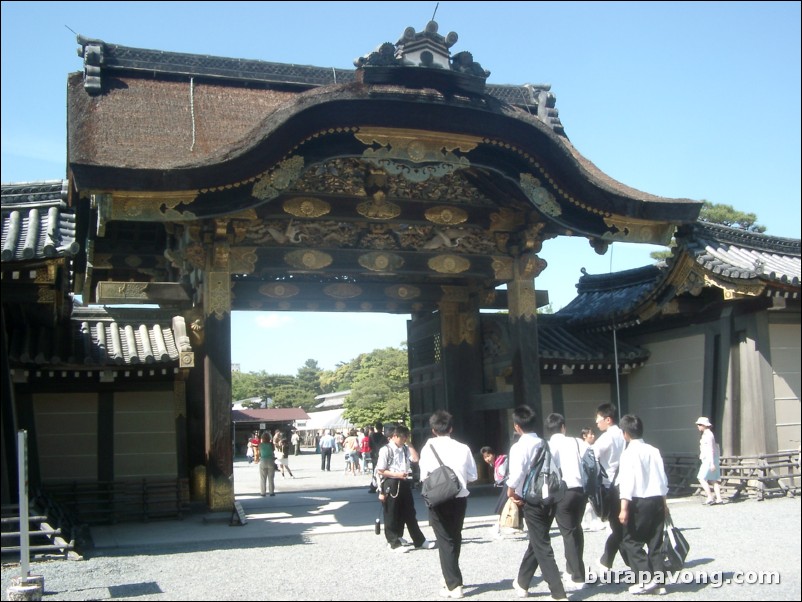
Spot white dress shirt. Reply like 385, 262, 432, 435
593, 424, 625, 486
507, 432, 543, 495
617, 438, 669, 501
419, 435, 477, 498
549, 433, 583, 489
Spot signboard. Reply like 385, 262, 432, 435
230, 501, 248, 526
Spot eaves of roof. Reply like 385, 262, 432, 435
7, 306, 193, 369
1, 180, 80, 262
678, 222, 800, 290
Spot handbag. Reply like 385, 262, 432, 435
499, 497, 523, 530
661, 514, 690, 571
420, 446, 461, 508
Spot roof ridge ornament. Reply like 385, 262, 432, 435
354, 21, 489, 93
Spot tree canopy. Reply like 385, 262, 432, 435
231, 346, 410, 423
649, 200, 766, 261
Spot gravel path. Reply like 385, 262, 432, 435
3, 454, 800, 600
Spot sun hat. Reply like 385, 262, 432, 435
695, 417, 712, 427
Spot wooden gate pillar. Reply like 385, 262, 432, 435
438, 287, 483, 441
507, 251, 545, 425
202, 232, 234, 511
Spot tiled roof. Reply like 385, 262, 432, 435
557, 222, 801, 329
1, 180, 79, 262
7, 306, 192, 368
538, 315, 649, 368
557, 265, 665, 328
232, 408, 310, 422
678, 222, 800, 288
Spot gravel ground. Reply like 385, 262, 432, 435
3, 456, 800, 601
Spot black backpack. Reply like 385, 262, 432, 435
575, 438, 606, 513
522, 442, 566, 505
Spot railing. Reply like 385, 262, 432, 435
41, 478, 191, 525
663, 449, 801, 500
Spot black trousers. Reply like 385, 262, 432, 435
383, 479, 425, 548
600, 485, 630, 569
320, 447, 333, 470
517, 502, 567, 599
620, 496, 666, 580
429, 497, 468, 590
555, 487, 586, 581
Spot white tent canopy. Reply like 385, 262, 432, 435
294, 408, 354, 433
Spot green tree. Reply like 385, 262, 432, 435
341, 347, 409, 425
296, 358, 323, 396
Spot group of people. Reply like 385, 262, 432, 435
316, 426, 378, 474
375, 404, 723, 600
248, 428, 298, 497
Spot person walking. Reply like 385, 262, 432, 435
291, 430, 301, 456
696, 417, 724, 505
319, 429, 335, 471
480, 445, 509, 537
580, 428, 605, 531
368, 421, 389, 493
545, 413, 587, 592
507, 405, 568, 601
419, 410, 477, 599
617, 414, 669, 595
258, 432, 277, 497
593, 402, 629, 574
376, 425, 435, 553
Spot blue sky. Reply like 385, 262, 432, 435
2, 1, 800, 375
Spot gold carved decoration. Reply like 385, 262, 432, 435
517, 252, 547, 279
385, 284, 421, 300
356, 191, 401, 220
428, 254, 470, 274
252, 155, 305, 201
440, 286, 470, 303
284, 249, 333, 270
206, 271, 231, 320
34, 265, 56, 284
492, 257, 514, 281
602, 217, 675, 245
109, 190, 199, 221
359, 252, 404, 273
520, 173, 561, 217
489, 208, 526, 232
283, 197, 331, 218
97, 282, 148, 301
703, 274, 764, 299
229, 248, 258, 275
324, 283, 363, 299
439, 303, 479, 348
424, 206, 468, 225
259, 282, 300, 299
355, 128, 481, 163
36, 287, 56, 304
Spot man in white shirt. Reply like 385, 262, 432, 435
507, 406, 568, 601
546, 413, 587, 591
592, 403, 629, 572
376, 425, 435, 553
419, 410, 478, 599
617, 414, 669, 595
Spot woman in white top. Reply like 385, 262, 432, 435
696, 417, 723, 505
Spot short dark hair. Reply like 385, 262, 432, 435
580, 428, 593, 439
513, 405, 538, 433
429, 410, 453, 435
392, 424, 410, 439
619, 414, 643, 439
596, 403, 617, 423
545, 413, 565, 436
480, 446, 494, 456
